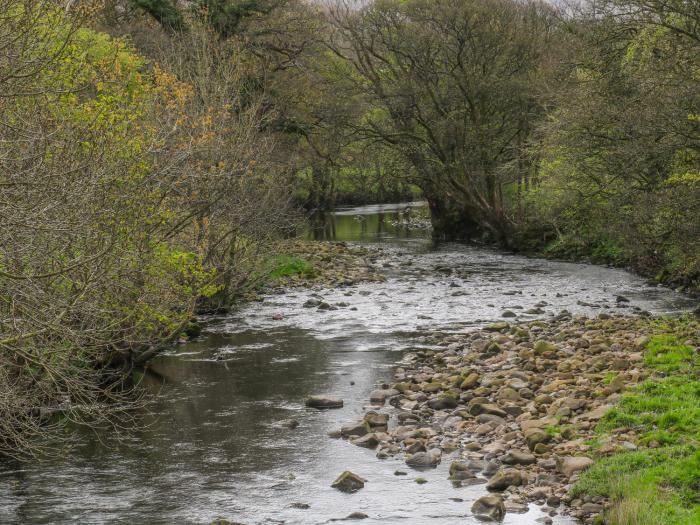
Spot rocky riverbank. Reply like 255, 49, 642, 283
268, 240, 386, 289
331, 313, 699, 524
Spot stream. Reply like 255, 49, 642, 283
0, 203, 693, 525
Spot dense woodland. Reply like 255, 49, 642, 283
0, 0, 698, 465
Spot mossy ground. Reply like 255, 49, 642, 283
572, 317, 700, 525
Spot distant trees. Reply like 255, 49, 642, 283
327, 0, 557, 242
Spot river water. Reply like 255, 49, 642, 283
0, 203, 693, 525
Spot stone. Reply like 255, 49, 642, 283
485, 322, 510, 332
557, 456, 594, 478
501, 451, 536, 465
461, 372, 481, 389
533, 443, 551, 454
364, 411, 389, 427
341, 421, 370, 438
406, 448, 441, 469
580, 405, 613, 421
469, 403, 507, 418
534, 341, 557, 354
351, 433, 379, 449
611, 358, 629, 370
449, 461, 476, 480
331, 471, 366, 493
427, 396, 458, 410
524, 428, 550, 451
477, 414, 506, 426
369, 389, 387, 404
581, 502, 604, 514
471, 495, 506, 521
344, 512, 369, 520
306, 395, 343, 409
486, 468, 523, 491
498, 387, 520, 401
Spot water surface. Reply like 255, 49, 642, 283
0, 203, 692, 525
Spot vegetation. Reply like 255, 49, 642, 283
0, 0, 697, 461
573, 317, 700, 525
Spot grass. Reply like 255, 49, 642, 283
572, 317, 700, 525
267, 255, 314, 279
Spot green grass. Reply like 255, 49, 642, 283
602, 371, 617, 385
572, 318, 700, 525
267, 255, 314, 279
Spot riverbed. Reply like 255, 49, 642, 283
0, 203, 692, 525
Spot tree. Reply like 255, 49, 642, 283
327, 0, 557, 242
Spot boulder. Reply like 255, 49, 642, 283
449, 461, 476, 480
344, 512, 369, 520
534, 341, 557, 354
364, 411, 389, 428
486, 468, 523, 491
406, 448, 441, 469
469, 403, 507, 418
427, 396, 458, 410
580, 404, 613, 421
461, 372, 481, 389
500, 451, 536, 466
369, 389, 387, 404
471, 495, 506, 521
557, 456, 594, 478
306, 395, 343, 409
524, 428, 550, 451
351, 433, 379, 449
331, 471, 366, 493
341, 421, 370, 438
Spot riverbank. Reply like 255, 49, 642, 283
266, 240, 386, 290
336, 313, 699, 524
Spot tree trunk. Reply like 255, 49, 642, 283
426, 196, 481, 240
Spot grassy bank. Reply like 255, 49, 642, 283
572, 317, 700, 525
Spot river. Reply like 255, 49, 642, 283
0, 203, 693, 525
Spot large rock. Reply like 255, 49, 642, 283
405, 448, 441, 469
461, 372, 481, 390
469, 403, 507, 418
534, 341, 557, 354
486, 468, 523, 491
557, 456, 594, 478
331, 471, 366, 493
369, 389, 390, 404
341, 421, 371, 438
471, 495, 506, 521
306, 395, 343, 409
580, 404, 613, 421
364, 411, 389, 428
524, 428, 550, 451
449, 461, 476, 480
427, 396, 458, 410
351, 433, 379, 449
500, 451, 536, 466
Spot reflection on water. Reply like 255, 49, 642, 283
307, 201, 430, 243
0, 202, 692, 525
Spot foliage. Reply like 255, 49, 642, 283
267, 256, 313, 279
0, 2, 294, 457
521, 0, 700, 288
